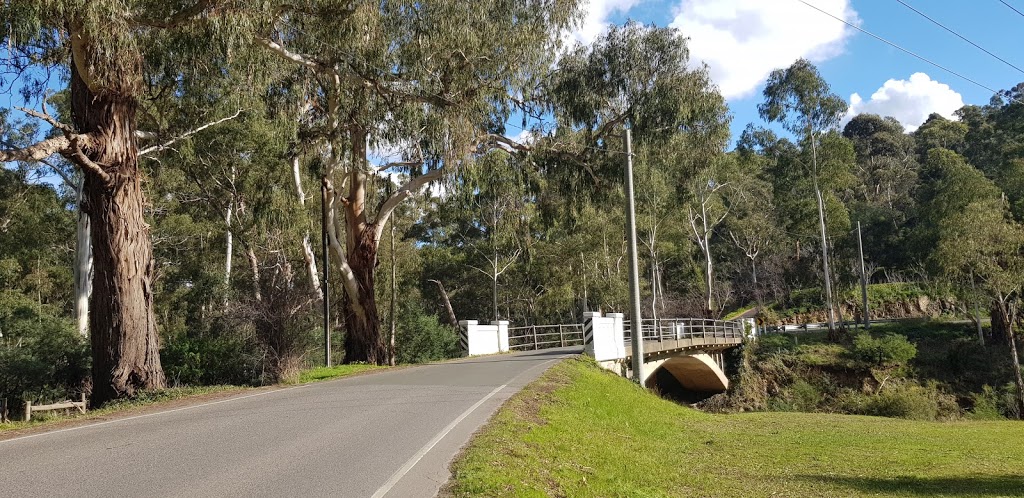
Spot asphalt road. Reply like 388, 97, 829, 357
1, 347, 579, 497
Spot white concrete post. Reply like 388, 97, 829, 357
584, 312, 626, 363
458, 320, 474, 356
497, 321, 510, 353
460, 320, 508, 356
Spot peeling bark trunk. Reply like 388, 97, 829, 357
342, 227, 386, 364
72, 61, 163, 406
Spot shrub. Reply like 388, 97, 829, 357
852, 333, 917, 367
161, 335, 262, 387
847, 382, 960, 420
0, 291, 89, 411
395, 305, 461, 364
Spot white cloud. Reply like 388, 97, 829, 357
568, 0, 643, 46
846, 73, 964, 132
671, 0, 857, 99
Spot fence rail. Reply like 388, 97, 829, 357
506, 318, 744, 353
623, 318, 744, 343
507, 324, 585, 350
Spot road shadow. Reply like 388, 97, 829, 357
798, 474, 1024, 496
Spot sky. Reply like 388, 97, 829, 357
571, 0, 1024, 142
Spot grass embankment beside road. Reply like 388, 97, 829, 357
448, 357, 1024, 497
0, 363, 388, 435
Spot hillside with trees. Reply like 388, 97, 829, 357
1, 4, 1022, 420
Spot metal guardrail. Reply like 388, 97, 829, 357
507, 324, 585, 351
507, 318, 744, 352
623, 318, 745, 343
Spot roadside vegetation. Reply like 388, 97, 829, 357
703, 320, 1021, 420
448, 357, 1024, 497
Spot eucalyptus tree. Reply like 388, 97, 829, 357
541, 23, 730, 318
928, 150, 1024, 417
258, 1, 580, 364
0, 1, 271, 404
759, 59, 849, 337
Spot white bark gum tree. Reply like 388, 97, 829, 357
257, 1, 577, 363
290, 155, 321, 297
687, 180, 729, 314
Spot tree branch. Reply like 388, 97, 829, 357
139, 109, 243, 157
373, 165, 443, 243
257, 37, 337, 76
17, 106, 75, 134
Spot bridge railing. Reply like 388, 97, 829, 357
623, 318, 744, 343
507, 324, 585, 351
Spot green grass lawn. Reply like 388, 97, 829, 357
448, 357, 1024, 497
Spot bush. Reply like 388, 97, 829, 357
852, 333, 917, 367
0, 291, 89, 411
395, 305, 460, 364
161, 335, 262, 387
844, 382, 960, 420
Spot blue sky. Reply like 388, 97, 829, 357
583, 0, 1024, 142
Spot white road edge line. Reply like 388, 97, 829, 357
0, 384, 311, 445
370, 383, 507, 498
372, 354, 572, 498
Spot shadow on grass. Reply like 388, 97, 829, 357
800, 474, 1024, 496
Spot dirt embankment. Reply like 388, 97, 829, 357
775, 295, 959, 325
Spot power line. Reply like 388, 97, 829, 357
795, 0, 1024, 106
999, 0, 1024, 18
893, 0, 1024, 75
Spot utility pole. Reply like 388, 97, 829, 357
624, 125, 645, 384
321, 179, 332, 367
857, 221, 869, 329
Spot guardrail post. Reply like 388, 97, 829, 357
24, 400, 31, 422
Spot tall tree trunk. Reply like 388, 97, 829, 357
996, 299, 1024, 418
71, 59, 163, 406
429, 279, 459, 328
342, 227, 386, 364
73, 179, 92, 338
389, 219, 397, 367
291, 156, 321, 297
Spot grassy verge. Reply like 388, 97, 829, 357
285, 363, 387, 384
1, 363, 390, 434
448, 357, 1024, 497
0, 385, 244, 433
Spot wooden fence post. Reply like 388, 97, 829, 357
559, 324, 565, 347
24, 400, 31, 422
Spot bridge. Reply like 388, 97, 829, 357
459, 312, 750, 397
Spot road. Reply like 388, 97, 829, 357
0, 347, 578, 497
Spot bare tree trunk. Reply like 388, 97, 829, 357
73, 178, 92, 338
389, 219, 397, 367
245, 246, 262, 302
225, 199, 233, 286
72, 61, 163, 406
810, 131, 837, 339
429, 280, 459, 328
292, 156, 322, 297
